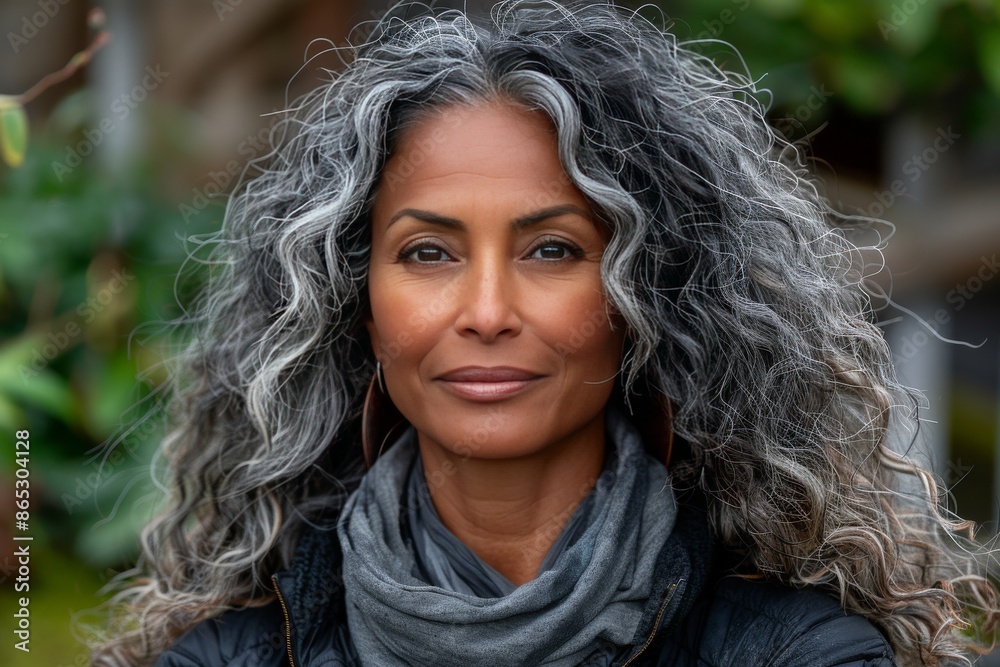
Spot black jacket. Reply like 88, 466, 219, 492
153, 493, 895, 666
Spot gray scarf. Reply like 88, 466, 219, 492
402, 422, 615, 598
336, 407, 677, 666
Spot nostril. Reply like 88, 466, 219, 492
455, 282, 522, 340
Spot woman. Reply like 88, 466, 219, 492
87, 1, 998, 665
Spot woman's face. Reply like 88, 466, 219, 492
366, 100, 624, 460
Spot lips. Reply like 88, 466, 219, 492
436, 366, 543, 401
437, 366, 541, 382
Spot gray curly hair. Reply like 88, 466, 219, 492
85, 1, 998, 664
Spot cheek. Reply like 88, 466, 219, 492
367, 269, 413, 369
367, 276, 442, 373
534, 286, 622, 374
369, 309, 415, 372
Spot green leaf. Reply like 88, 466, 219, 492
0, 96, 29, 168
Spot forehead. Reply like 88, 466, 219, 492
395, 100, 555, 148
373, 101, 588, 215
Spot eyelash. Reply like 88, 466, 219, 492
397, 243, 450, 263
397, 237, 585, 264
528, 237, 587, 261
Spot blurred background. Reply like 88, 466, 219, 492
0, 0, 998, 664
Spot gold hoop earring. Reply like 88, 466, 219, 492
620, 380, 675, 469
362, 362, 405, 470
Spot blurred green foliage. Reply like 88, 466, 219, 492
622, 0, 1000, 136
0, 87, 220, 562
0, 86, 220, 664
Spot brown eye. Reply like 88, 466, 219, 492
416, 247, 444, 262
527, 240, 582, 261
400, 243, 453, 263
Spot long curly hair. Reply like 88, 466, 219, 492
85, 1, 998, 664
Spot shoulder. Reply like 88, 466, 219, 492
154, 524, 348, 666
153, 599, 288, 667
660, 576, 896, 666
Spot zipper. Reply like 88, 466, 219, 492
619, 578, 683, 667
271, 573, 296, 667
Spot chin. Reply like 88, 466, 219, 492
427, 415, 540, 460
418, 406, 602, 463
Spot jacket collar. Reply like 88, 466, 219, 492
611, 487, 713, 665
272, 522, 355, 666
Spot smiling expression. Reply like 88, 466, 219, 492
366, 100, 625, 462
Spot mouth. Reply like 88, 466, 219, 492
435, 366, 544, 402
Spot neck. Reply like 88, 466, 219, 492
416, 412, 608, 586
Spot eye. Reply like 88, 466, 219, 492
399, 242, 454, 264
526, 239, 584, 261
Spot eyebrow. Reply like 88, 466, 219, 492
386, 204, 592, 230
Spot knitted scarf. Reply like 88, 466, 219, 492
336, 407, 677, 666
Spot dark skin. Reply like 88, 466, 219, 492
366, 101, 625, 585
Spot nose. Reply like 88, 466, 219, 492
452, 254, 523, 342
